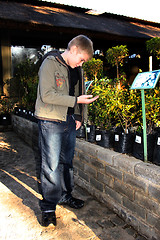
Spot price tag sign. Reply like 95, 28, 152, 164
130, 70, 160, 90
87, 127, 90, 133
135, 135, 141, 144
115, 134, 119, 142
96, 135, 101, 141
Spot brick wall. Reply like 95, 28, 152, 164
12, 115, 160, 240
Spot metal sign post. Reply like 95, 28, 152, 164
141, 89, 147, 162
130, 69, 160, 162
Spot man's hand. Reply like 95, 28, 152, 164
77, 95, 99, 104
76, 120, 81, 130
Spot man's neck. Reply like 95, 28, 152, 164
61, 50, 69, 65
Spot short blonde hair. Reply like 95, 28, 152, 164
67, 35, 93, 59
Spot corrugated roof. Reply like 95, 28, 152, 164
0, 1, 160, 39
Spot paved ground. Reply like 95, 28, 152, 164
0, 131, 148, 240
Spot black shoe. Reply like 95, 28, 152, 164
59, 196, 84, 209
42, 211, 56, 227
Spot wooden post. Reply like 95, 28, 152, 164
1, 31, 12, 96
149, 55, 152, 71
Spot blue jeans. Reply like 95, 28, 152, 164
38, 115, 76, 211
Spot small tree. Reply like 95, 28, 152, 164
106, 45, 129, 84
146, 37, 160, 60
83, 58, 103, 81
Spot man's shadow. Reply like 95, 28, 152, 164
0, 133, 42, 224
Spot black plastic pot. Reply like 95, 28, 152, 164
114, 132, 135, 154
132, 133, 156, 162
96, 129, 114, 148
153, 133, 160, 165
27, 110, 37, 122
14, 107, 22, 116
76, 125, 86, 138
86, 125, 96, 143
0, 113, 11, 126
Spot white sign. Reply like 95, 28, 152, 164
130, 70, 160, 90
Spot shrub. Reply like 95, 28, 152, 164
88, 77, 159, 134
14, 59, 39, 110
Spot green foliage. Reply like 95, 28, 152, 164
106, 45, 129, 79
146, 37, 160, 59
14, 59, 39, 110
83, 58, 103, 81
88, 78, 115, 129
112, 84, 141, 133
145, 87, 160, 132
88, 77, 159, 133
0, 97, 16, 114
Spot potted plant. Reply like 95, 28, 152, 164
153, 127, 160, 165
132, 87, 159, 162
83, 58, 103, 142
112, 81, 141, 154
0, 97, 16, 126
88, 78, 115, 147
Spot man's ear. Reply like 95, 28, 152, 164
70, 45, 78, 54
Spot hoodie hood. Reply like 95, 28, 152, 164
41, 49, 66, 65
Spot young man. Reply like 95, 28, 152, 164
35, 35, 98, 227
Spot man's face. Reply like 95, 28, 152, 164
68, 46, 90, 68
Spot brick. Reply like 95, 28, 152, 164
135, 191, 160, 216
84, 164, 97, 178
90, 157, 104, 172
135, 162, 160, 185
96, 147, 118, 165
113, 154, 140, 174
146, 211, 160, 231
105, 165, 122, 180
77, 169, 89, 182
75, 138, 85, 150
123, 172, 146, 192
73, 158, 84, 171
90, 176, 104, 192
97, 172, 114, 188
110, 215, 126, 226
138, 220, 159, 240
105, 185, 123, 204
148, 184, 160, 203
76, 139, 97, 157
123, 197, 146, 220
114, 179, 134, 201
78, 151, 91, 164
